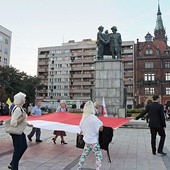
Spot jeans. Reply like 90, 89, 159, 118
10, 133, 27, 170
27, 127, 41, 140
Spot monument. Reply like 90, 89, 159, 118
97, 26, 122, 60
95, 26, 125, 116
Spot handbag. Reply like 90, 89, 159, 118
5, 107, 25, 135
5, 118, 23, 135
76, 133, 85, 149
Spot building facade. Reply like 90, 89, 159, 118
122, 41, 135, 108
37, 44, 72, 102
135, 3, 170, 106
69, 39, 96, 101
37, 39, 96, 103
0, 25, 12, 66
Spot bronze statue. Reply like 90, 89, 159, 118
97, 26, 122, 60
97, 26, 106, 60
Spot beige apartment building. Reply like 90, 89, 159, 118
37, 39, 96, 103
0, 25, 12, 66
37, 39, 135, 108
122, 41, 135, 108
37, 45, 72, 102
69, 39, 96, 101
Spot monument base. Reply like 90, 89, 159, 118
94, 59, 124, 116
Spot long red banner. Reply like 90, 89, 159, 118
0, 112, 132, 129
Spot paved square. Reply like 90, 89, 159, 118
0, 121, 170, 170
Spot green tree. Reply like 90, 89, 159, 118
0, 65, 40, 105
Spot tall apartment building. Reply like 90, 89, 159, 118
37, 39, 96, 103
0, 25, 12, 66
135, 3, 170, 105
37, 44, 72, 102
69, 39, 96, 101
122, 41, 135, 108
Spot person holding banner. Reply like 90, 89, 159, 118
52, 100, 68, 144
7, 92, 33, 170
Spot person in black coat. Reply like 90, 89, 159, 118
136, 95, 166, 155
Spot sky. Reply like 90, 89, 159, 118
1, 0, 170, 76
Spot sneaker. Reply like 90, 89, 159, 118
158, 151, 167, 156
36, 139, 42, 142
27, 135, 32, 142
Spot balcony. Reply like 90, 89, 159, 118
122, 49, 133, 54
73, 51, 96, 56
69, 89, 90, 93
71, 66, 93, 71
70, 81, 92, 86
38, 54, 48, 59
70, 59, 94, 64
124, 72, 133, 78
70, 74, 93, 78
124, 65, 133, 69
126, 88, 133, 94
124, 80, 133, 85
123, 57, 133, 62
38, 61, 48, 66
38, 68, 48, 72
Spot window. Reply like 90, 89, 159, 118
145, 61, 154, 68
64, 78, 68, 82
166, 88, 170, 95
56, 85, 61, 89
64, 85, 68, 89
145, 48, 153, 55
4, 58, 7, 64
165, 61, 170, 68
56, 64, 62, 68
55, 78, 61, 82
144, 73, 155, 81
4, 48, 8, 54
0, 36, 3, 41
165, 73, 170, 81
145, 88, 154, 95
5, 39, 8, 44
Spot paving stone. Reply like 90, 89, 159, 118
1, 121, 170, 169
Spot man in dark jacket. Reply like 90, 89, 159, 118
136, 95, 166, 155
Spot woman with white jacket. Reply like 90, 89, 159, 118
77, 100, 103, 170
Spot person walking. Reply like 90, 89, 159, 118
52, 100, 68, 144
77, 101, 103, 170
7, 92, 33, 170
136, 95, 166, 155
27, 102, 42, 142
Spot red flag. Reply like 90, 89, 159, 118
101, 97, 108, 117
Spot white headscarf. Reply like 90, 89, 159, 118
14, 92, 26, 106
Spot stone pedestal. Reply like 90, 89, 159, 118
94, 59, 124, 116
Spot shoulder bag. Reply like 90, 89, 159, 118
5, 107, 25, 135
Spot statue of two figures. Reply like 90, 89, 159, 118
97, 26, 122, 60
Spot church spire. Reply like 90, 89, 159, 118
154, 1, 167, 41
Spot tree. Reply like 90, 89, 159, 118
0, 65, 40, 105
